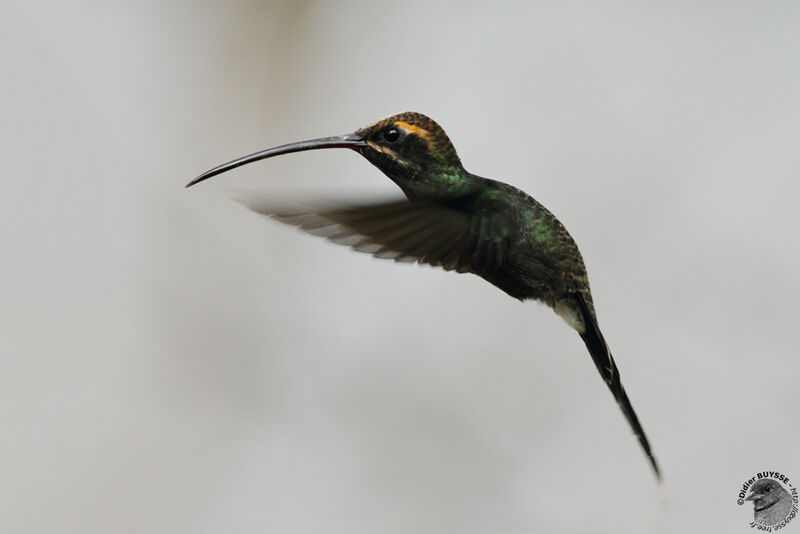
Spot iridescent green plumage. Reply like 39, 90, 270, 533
187, 111, 661, 481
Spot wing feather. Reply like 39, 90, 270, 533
238, 196, 511, 275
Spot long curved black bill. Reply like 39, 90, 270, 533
186, 133, 366, 188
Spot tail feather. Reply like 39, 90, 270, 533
573, 292, 662, 481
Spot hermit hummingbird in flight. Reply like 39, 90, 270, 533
187, 112, 661, 481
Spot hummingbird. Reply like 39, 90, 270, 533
187, 112, 661, 481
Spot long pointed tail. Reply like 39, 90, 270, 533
573, 293, 662, 481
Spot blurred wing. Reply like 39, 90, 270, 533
239, 196, 509, 275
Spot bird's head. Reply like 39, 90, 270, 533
186, 112, 468, 199
351, 112, 465, 197
746, 479, 787, 511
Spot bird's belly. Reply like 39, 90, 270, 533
478, 265, 560, 304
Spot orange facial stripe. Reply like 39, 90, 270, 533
394, 121, 431, 143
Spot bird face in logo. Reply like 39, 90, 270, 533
746, 479, 793, 526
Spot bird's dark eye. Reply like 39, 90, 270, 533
765, 487, 772, 492
383, 127, 400, 143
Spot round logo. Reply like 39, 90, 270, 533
737, 471, 798, 530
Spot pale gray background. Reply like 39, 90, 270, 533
3, 1, 799, 533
